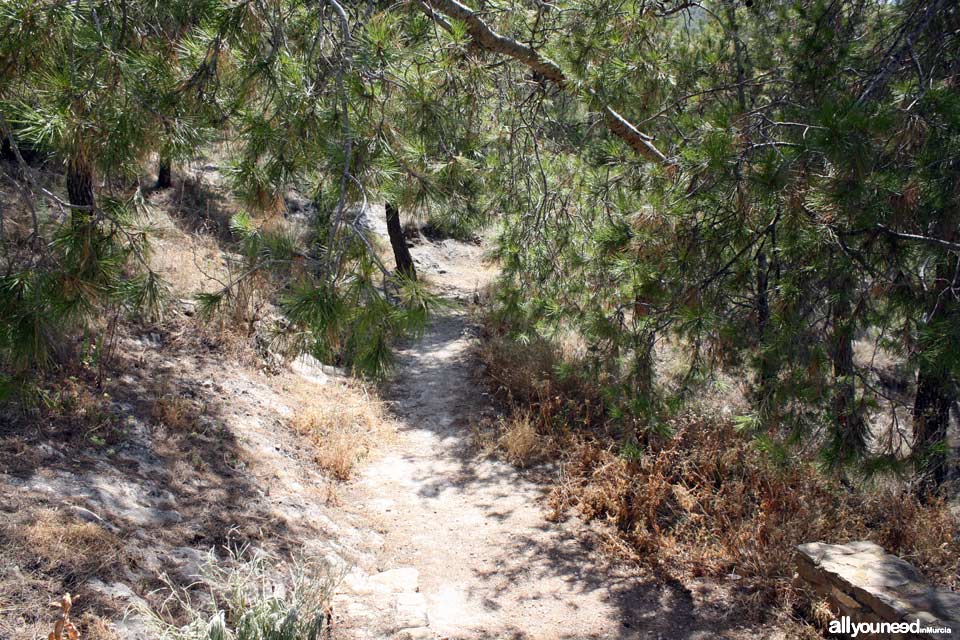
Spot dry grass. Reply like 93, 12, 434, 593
283, 376, 395, 481
498, 411, 542, 467
141, 186, 278, 361
150, 393, 202, 430
148, 375, 204, 430
35, 377, 119, 445
478, 330, 606, 430
148, 224, 227, 297
3, 510, 123, 581
139, 188, 232, 297
137, 546, 334, 640
76, 613, 120, 640
143, 171, 281, 345
549, 416, 958, 588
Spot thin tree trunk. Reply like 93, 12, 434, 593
912, 366, 951, 495
156, 157, 172, 189
635, 331, 656, 396
726, 1, 775, 400
385, 202, 416, 280
755, 249, 775, 397
66, 155, 95, 226
912, 251, 957, 497
756, 252, 770, 331
829, 273, 867, 463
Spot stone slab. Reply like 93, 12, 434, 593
796, 541, 959, 638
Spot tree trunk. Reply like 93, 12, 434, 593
156, 157, 172, 189
912, 253, 957, 497
829, 271, 866, 463
756, 251, 770, 332
634, 331, 656, 396
66, 155, 95, 226
912, 366, 951, 496
385, 202, 416, 280
755, 249, 776, 398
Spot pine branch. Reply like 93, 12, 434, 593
420, 0, 670, 164
874, 225, 960, 254
324, 0, 357, 278
855, 0, 947, 107
0, 111, 40, 243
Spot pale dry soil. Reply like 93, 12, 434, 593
336, 232, 766, 640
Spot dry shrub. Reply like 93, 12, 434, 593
547, 415, 959, 608
149, 394, 201, 430
808, 597, 837, 633
498, 411, 542, 467
77, 613, 119, 640
478, 331, 605, 430
302, 424, 356, 481
284, 377, 394, 481
5, 510, 123, 580
137, 546, 334, 640
40, 377, 114, 436
480, 332, 565, 403
861, 488, 959, 572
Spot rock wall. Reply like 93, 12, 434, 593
796, 541, 959, 639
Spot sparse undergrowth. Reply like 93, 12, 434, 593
477, 321, 960, 630
2, 509, 126, 582
0, 508, 126, 640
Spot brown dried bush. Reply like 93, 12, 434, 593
478, 321, 960, 621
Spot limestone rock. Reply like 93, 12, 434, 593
796, 541, 959, 639
395, 591, 429, 629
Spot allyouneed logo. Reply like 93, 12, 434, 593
828, 616, 953, 637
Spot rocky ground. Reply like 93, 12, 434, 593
0, 313, 388, 637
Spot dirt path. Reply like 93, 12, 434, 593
342, 308, 654, 639
335, 222, 746, 640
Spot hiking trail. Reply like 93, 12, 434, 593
332, 213, 745, 640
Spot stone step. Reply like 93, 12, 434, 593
333, 567, 437, 640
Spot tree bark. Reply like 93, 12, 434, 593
912, 366, 951, 495
912, 253, 957, 496
156, 157, 172, 189
909, 197, 959, 496
385, 202, 417, 280
755, 249, 775, 396
634, 330, 656, 396
66, 155, 95, 227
